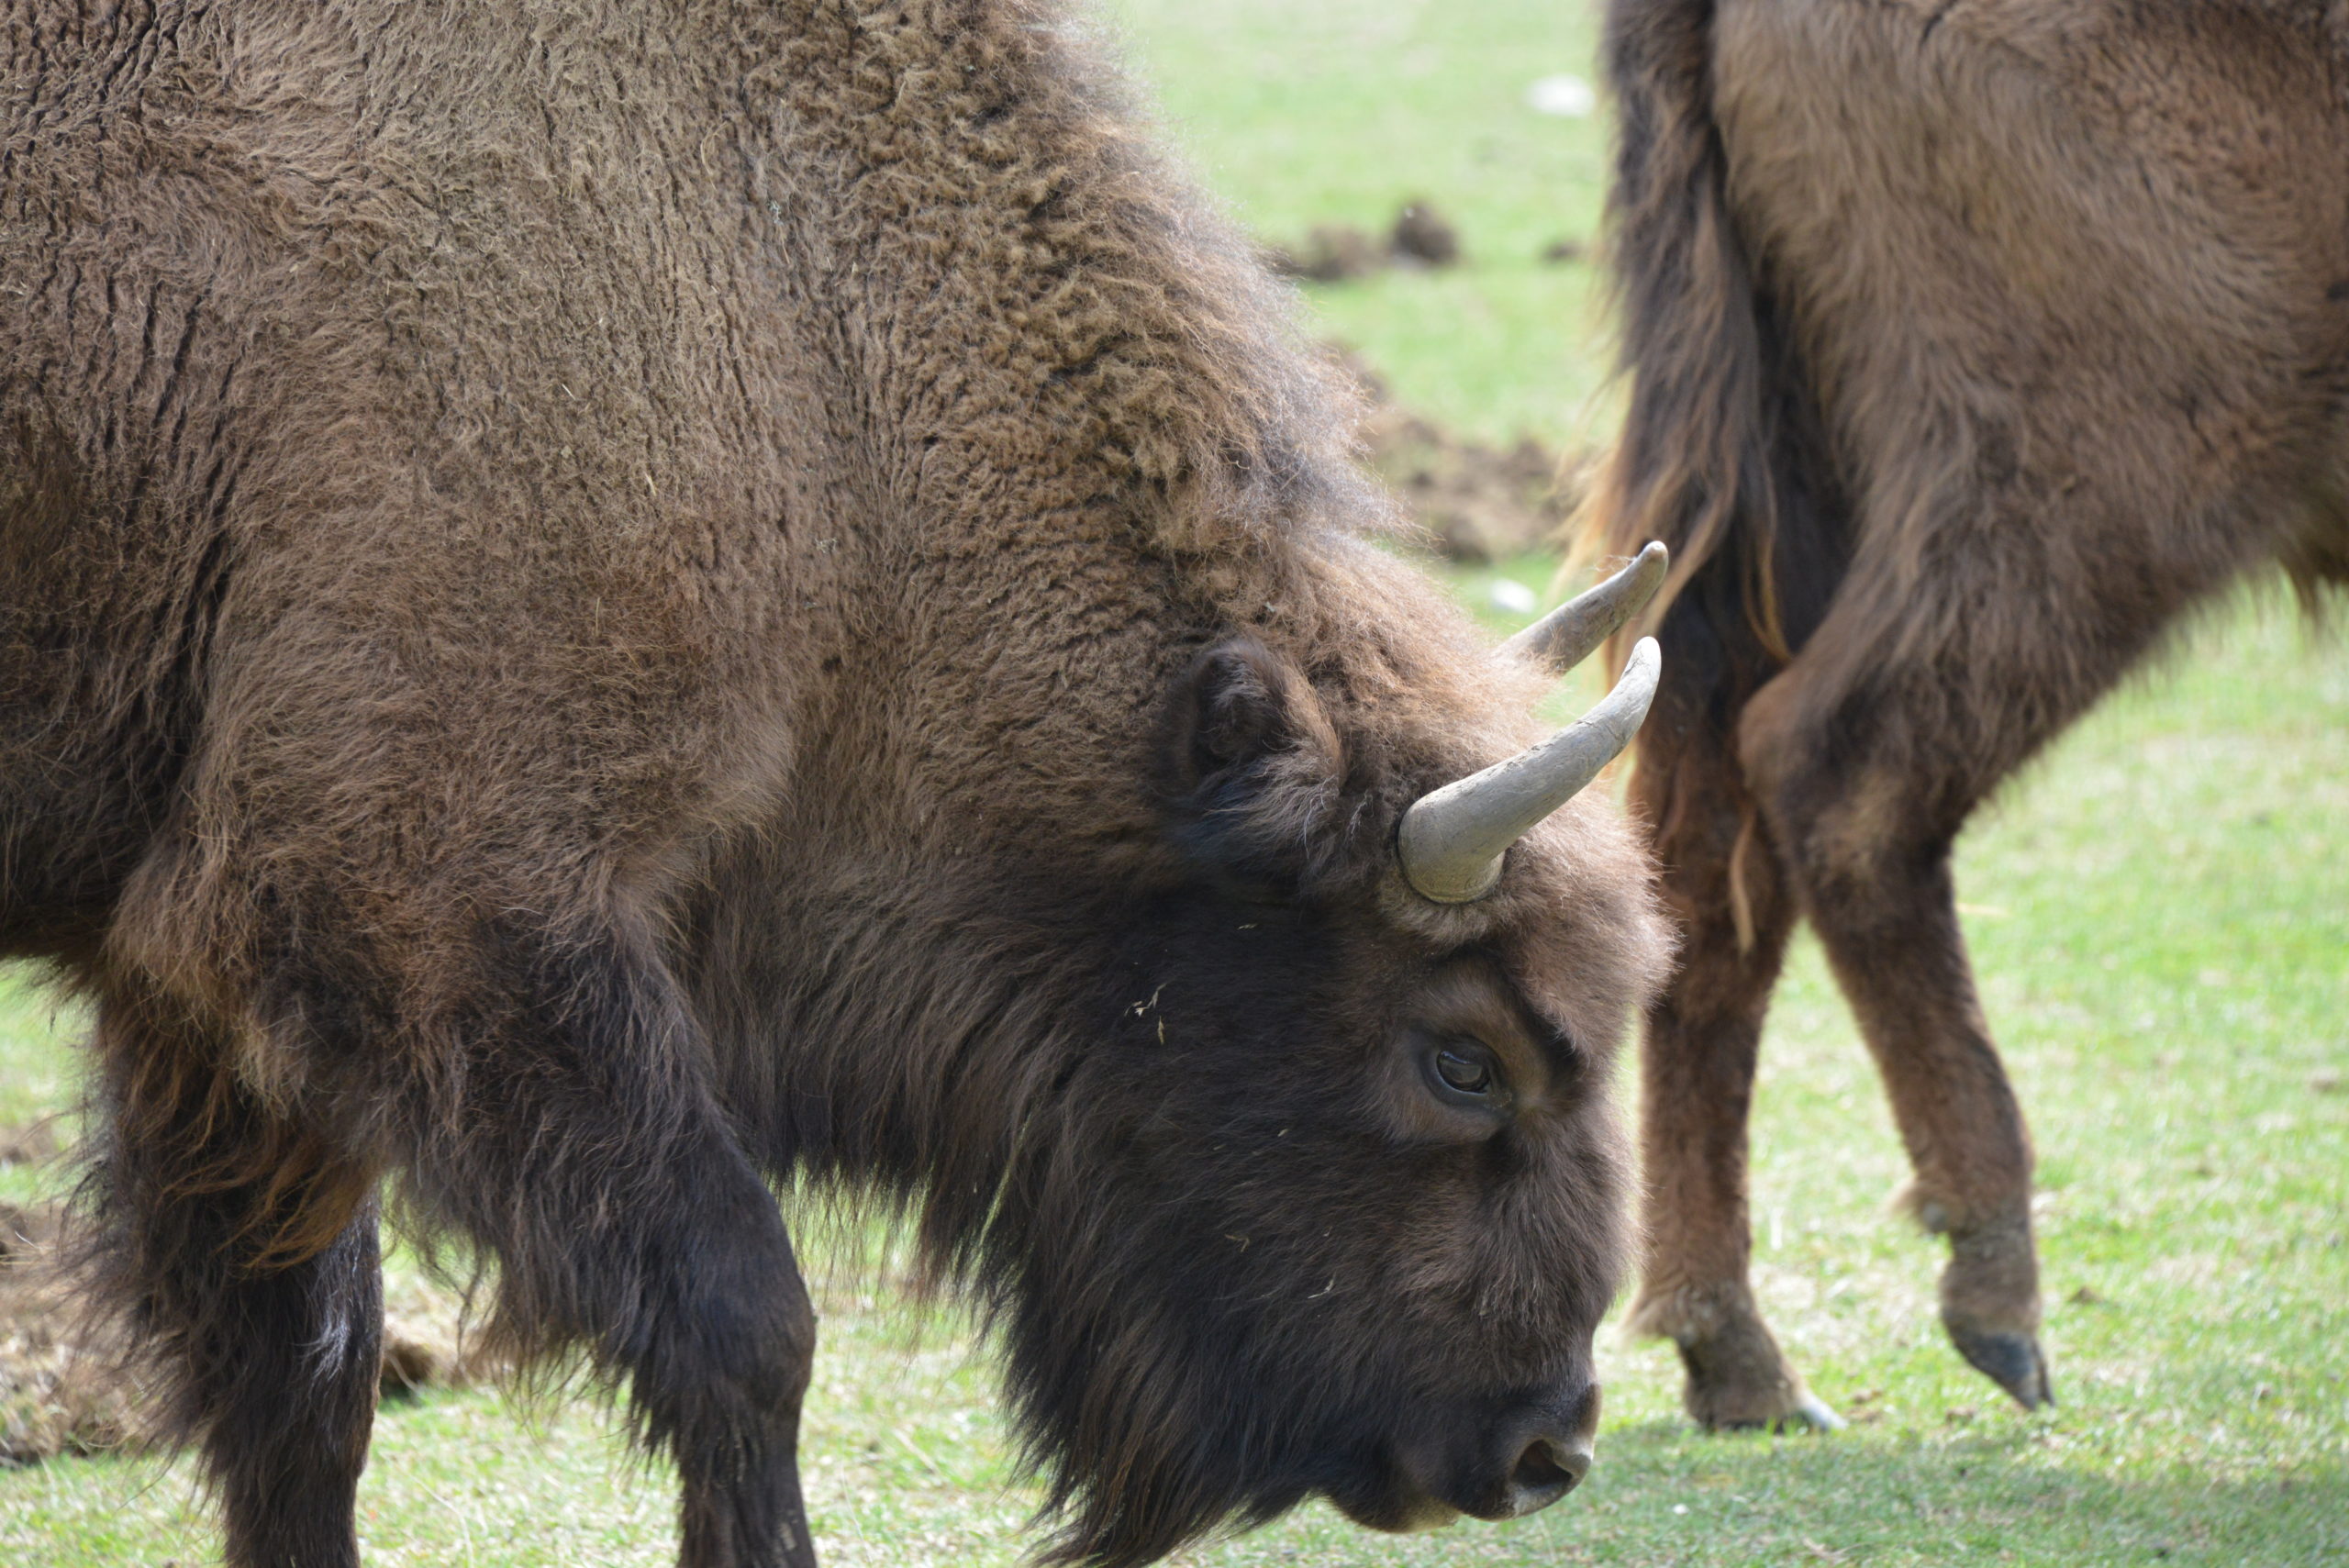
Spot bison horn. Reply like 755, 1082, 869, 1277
1497, 541, 1670, 673
1397, 637, 1664, 904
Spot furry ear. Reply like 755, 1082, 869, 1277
1161, 638, 1345, 894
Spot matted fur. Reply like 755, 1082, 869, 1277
0, 4, 1668, 1565
1587, 0, 2349, 1427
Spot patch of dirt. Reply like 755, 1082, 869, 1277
1266, 199, 1465, 283
379, 1278, 497, 1399
0, 1197, 491, 1468
0, 1201, 138, 1466
1265, 203, 1593, 279
1269, 223, 1386, 284
1387, 202, 1460, 268
0, 1119, 61, 1167
1333, 346, 1591, 563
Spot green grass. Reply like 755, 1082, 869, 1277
1098, 0, 1620, 450
6, 2, 2348, 1563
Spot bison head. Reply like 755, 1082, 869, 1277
964, 550, 1675, 1565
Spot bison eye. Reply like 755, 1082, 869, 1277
1428, 1040, 1500, 1103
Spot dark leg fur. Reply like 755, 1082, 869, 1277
400, 931, 818, 1568
95, 908, 818, 1566
88, 986, 384, 1568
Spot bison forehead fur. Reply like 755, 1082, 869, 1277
0, 2, 1667, 1566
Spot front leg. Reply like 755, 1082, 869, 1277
83, 983, 384, 1568
397, 930, 822, 1566
125, 873, 827, 1568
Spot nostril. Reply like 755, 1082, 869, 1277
1508, 1435, 1593, 1511
1513, 1441, 1570, 1491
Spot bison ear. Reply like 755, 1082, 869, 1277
1162, 638, 1344, 891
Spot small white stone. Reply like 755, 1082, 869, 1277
1526, 74, 1597, 118
1488, 579, 1538, 615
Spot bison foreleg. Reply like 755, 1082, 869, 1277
84, 984, 384, 1568
403, 930, 819, 1568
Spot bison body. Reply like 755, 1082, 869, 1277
1595, 0, 2349, 1427
0, 3, 1668, 1564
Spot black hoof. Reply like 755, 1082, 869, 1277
1946, 1325, 2054, 1410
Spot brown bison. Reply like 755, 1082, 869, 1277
0, 2, 1675, 1564
1589, 0, 2349, 1429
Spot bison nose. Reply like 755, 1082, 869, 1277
1502, 1432, 1593, 1516
1483, 1381, 1599, 1519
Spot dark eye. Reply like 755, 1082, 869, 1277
1428, 1040, 1501, 1103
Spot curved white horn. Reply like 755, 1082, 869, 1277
1397, 638, 1664, 904
1498, 541, 1669, 673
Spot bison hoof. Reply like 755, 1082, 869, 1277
1787, 1391, 1847, 1432
1709, 1389, 1842, 1433
1945, 1322, 2054, 1410
1688, 1384, 1844, 1434
1668, 1321, 1842, 1434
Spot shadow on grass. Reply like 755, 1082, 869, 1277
4, 1390, 2342, 1568
1520, 1417, 2347, 1566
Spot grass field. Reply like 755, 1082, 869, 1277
4, 2, 2346, 1564
1102, 0, 1622, 450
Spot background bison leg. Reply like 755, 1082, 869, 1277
1793, 832, 2048, 1410
1626, 655, 1841, 1431
404, 932, 818, 1568
86, 984, 384, 1568
1734, 595, 2088, 1411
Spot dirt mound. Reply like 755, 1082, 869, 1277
0, 1194, 490, 1468
1267, 200, 1465, 283
1333, 348, 1590, 563
1268, 203, 1593, 281
0, 1201, 138, 1465
1387, 202, 1461, 268
1270, 223, 1386, 284
0, 1119, 61, 1167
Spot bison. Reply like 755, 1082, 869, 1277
0, 2, 1676, 1564
1588, 0, 2349, 1429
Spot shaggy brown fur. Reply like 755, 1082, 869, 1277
0, 3, 1670, 1564
1589, 0, 2349, 1428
